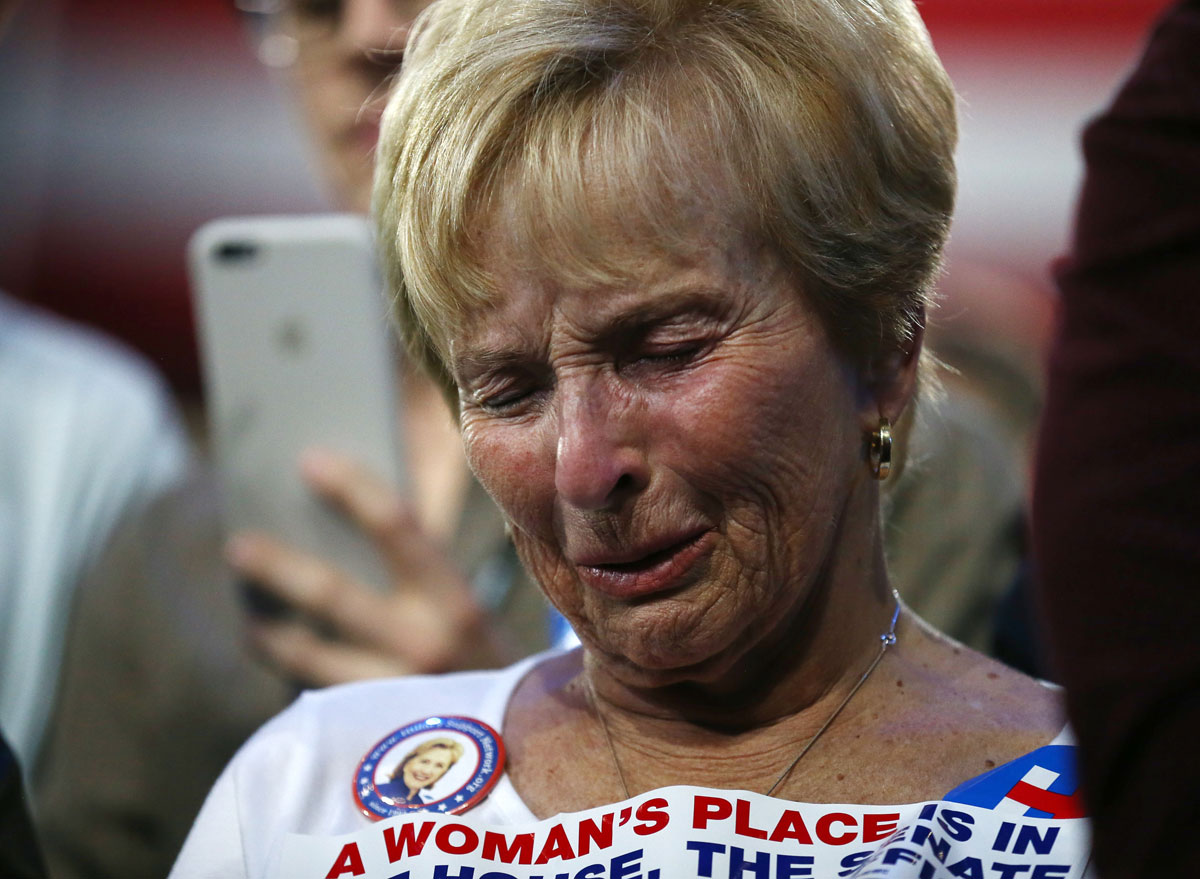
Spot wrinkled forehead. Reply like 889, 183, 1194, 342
437, 127, 760, 350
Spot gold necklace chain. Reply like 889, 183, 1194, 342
586, 591, 903, 801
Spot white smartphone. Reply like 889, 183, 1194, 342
189, 214, 404, 605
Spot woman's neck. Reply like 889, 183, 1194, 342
506, 579, 907, 810
586, 587, 897, 732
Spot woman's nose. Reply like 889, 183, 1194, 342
554, 383, 649, 512
340, 0, 413, 54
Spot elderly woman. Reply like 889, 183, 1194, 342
171, 0, 1086, 875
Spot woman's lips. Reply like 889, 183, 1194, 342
574, 530, 714, 599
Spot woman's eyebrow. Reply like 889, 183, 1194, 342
451, 346, 535, 382
598, 287, 729, 336
453, 288, 728, 375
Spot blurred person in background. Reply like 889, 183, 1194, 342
33, 2, 551, 877
1, 8, 46, 876
0, 0, 189, 795
222, 0, 555, 682
0, 294, 189, 767
0, 0, 183, 876
1034, 1, 1200, 874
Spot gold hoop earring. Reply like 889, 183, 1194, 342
868, 418, 892, 481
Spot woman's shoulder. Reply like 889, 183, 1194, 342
179, 652, 557, 868
911, 617, 1062, 734
221, 665, 511, 795
260, 650, 555, 749
865, 614, 1064, 801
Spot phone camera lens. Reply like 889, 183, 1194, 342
215, 241, 259, 262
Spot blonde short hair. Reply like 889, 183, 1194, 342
374, 0, 957, 402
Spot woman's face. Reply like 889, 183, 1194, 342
402, 746, 453, 792
276, 0, 430, 211
452, 209, 884, 688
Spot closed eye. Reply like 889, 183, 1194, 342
639, 343, 704, 363
482, 395, 530, 415
619, 340, 712, 377
468, 376, 548, 416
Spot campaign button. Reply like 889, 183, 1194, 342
353, 716, 505, 820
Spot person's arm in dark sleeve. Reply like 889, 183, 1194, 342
1033, 3, 1200, 876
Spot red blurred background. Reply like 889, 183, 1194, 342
0, 0, 1173, 398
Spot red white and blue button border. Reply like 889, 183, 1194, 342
353, 715, 505, 821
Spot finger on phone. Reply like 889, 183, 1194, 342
226, 532, 377, 630
300, 447, 408, 530
298, 447, 457, 586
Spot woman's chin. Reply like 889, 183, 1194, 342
585, 615, 748, 688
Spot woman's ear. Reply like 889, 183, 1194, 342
858, 312, 925, 432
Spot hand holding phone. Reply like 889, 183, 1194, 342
191, 214, 528, 683
225, 447, 518, 684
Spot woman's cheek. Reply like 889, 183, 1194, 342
655, 360, 784, 466
462, 417, 555, 535
671, 351, 852, 515
511, 533, 582, 619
